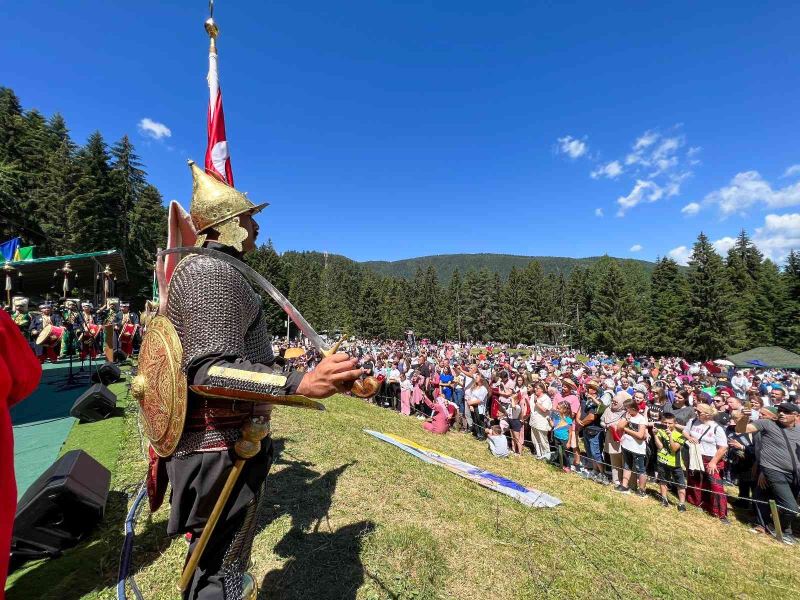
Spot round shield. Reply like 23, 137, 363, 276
131, 315, 186, 457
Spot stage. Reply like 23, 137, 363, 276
11, 362, 127, 500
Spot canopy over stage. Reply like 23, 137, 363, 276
726, 346, 800, 370
4, 249, 129, 304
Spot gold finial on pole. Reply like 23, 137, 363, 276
205, 0, 219, 51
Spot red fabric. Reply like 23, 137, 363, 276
205, 74, 234, 185
686, 457, 728, 518
0, 310, 42, 595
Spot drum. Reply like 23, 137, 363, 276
36, 324, 65, 347
82, 323, 101, 346
120, 322, 138, 343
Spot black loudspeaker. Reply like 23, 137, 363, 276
11, 450, 111, 564
70, 383, 116, 422
91, 361, 122, 385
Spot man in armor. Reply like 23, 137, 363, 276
60, 298, 80, 358
10, 297, 31, 344
155, 162, 362, 600
31, 302, 62, 364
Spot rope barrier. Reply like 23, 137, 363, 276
363, 391, 800, 521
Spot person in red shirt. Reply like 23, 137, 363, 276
0, 309, 42, 596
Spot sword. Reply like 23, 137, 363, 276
157, 246, 341, 355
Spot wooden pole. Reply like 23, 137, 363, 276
769, 499, 783, 541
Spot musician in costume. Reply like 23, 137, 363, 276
98, 297, 122, 356
141, 162, 364, 600
117, 301, 139, 357
60, 298, 81, 357
10, 297, 31, 344
77, 301, 100, 361
31, 302, 62, 364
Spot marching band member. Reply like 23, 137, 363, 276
118, 301, 139, 357
60, 299, 80, 358
98, 297, 122, 352
77, 301, 99, 361
10, 297, 31, 344
31, 302, 62, 364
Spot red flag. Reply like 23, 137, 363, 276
205, 38, 234, 185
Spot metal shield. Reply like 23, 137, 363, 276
131, 315, 187, 457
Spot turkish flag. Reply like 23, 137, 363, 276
205, 41, 234, 185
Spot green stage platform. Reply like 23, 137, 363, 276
11, 362, 92, 499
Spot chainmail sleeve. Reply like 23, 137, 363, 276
167, 254, 303, 397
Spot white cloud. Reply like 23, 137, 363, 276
753, 213, 800, 262
634, 130, 659, 151
701, 171, 800, 215
784, 164, 800, 178
594, 207, 604, 217
556, 135, 588, 159
668, 245, 691, 266
687, 146, 702, 157
681, 202, 701, 216
616, 180, 663, 216
138, 117, 172, 140
630, 244, 643, 252
712, 236, 737, 255
591, 160, 623, 179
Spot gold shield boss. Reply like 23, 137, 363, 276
131, 315, 187, 457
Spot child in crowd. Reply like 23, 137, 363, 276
486, 424, 509, 458
653, 412, 687, 511
550, 401, 573, 471
617, 397, 649, 496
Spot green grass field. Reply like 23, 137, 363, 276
7, 386, 800, 599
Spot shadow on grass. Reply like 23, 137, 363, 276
258, 439, 375, 600
6, 490, 168, 600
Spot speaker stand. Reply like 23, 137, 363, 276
56, 351, 86, 391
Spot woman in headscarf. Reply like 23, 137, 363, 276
601, 391, 629, 487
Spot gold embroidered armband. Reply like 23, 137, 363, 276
208, 365, 288, 388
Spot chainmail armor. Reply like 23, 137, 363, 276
166, 255, 275, 372
172, 428, 242, 458
220, 481, 270, 600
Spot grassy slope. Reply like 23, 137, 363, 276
8, 392, 800, 600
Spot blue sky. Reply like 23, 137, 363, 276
6, 1, 800, 263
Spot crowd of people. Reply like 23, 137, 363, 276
287, 338, 800, 545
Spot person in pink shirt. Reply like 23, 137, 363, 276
421, 391, 450, 434
399, 372, 413, 416
412, 372, 424, 408
561, 378, 581, 416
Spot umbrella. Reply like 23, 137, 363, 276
713, 359, 734, 366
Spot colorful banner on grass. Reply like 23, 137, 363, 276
364, 430, 561, 509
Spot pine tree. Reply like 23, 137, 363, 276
521, 260, 548, 343
355, 271, 383, 338
445, 269, 464, 341
111, 135, 146, 252
67, 131, 115, 252
127, 184, 166, 302
499, 267, 525, 343
246, 239, 288, 333
777, 250, 800, 352
649, 257, 689, 355
685, 233, 736, 359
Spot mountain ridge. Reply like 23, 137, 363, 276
358, 252, 659, 281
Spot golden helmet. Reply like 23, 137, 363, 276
188, 160, 268, 234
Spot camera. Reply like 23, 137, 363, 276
653, 422, 667, 430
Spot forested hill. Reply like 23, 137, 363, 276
361, 253, 659, 281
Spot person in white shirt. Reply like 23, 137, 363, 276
529, 382, 552, 460
616, 398, 649, 496
684, 403, 730, 523
731, 371, 749, 400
